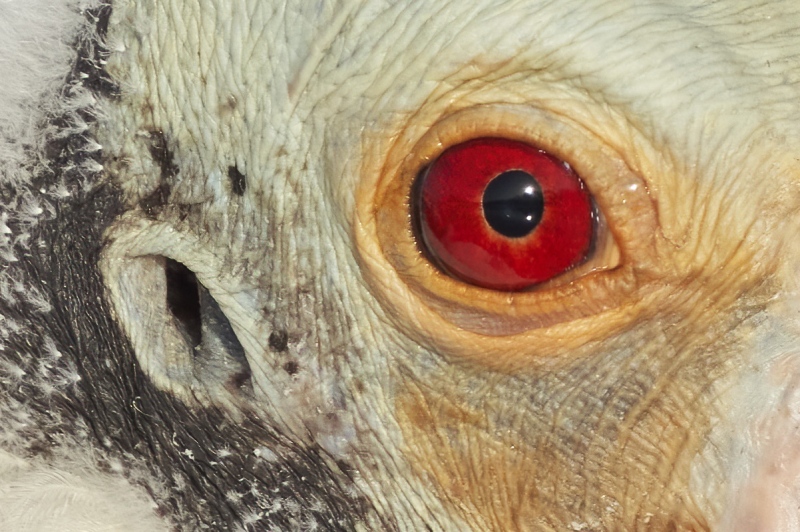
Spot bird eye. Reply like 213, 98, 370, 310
414, 138, 595, 291
359, 104, 656, 354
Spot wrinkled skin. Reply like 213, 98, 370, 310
3, 0, 800, 530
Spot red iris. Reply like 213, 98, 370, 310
416, 138, 594, 291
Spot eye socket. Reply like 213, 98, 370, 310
415, 137, 595, 291
358, 104, 659, 362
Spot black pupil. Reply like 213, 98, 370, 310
482, 170, 544, 238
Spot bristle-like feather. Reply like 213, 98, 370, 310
0, 2, 167, 530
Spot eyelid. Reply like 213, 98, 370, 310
356, 103, 660, 369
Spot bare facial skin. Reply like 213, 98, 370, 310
2, 0, 800, 530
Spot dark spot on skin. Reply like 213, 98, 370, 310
228, 166, 246, 196
219, 94, 237, 117
139, 130, 179, 216
283, 361, 299, 375
139, 181, 171, 217
227, 370, 252, 391
268, 330, 289, 352
147, 129, 179, 182
110, 154, 130, 171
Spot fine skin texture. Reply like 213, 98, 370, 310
2, 0, 800, 530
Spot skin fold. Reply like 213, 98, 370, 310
2, 0, 800, 530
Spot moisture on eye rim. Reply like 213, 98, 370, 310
482, 170, 544, 238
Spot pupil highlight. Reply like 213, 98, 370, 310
482, 170, 544, 238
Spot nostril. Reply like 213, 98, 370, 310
101, 246, 253, 402
165, 258, 202, 349
160, 257, 253, 395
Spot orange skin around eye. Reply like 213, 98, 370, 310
418, 138, 594, 290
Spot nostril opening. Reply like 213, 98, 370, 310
101, 245, 254, 402
165, 258, 202, 349
161, 256, 253, 396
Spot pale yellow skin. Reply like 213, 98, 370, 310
98, 0, 800, 529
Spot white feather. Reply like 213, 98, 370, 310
0, 449, 165, 532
